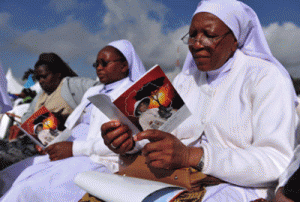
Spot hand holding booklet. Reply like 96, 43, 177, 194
75, 65, 196, 201
17, 106, 71, 149
88, 65, 191, 135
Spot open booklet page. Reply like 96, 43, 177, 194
74, 171, 185, 202
88, 65, 191, 135
18, 106, 71, 149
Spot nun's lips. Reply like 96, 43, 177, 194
194, 56, 210, 59
97, 71, 105, 78
97, 73, 104, 78
192, 53, 210, 59
193, 55, 210, 63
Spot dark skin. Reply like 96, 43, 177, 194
45, 46, 129, 161
189, 12, 237, 72
101, 120, 201, 169
29, 66, 66, 155
45, 141, 73, 161
35, 65, 62, 95
101, 12, 237, 184
96, 46, 129, 84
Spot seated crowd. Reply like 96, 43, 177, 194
0, 0, 300, 201
0, 52, 98, 169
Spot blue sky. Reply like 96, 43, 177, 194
1, 0, 300, 81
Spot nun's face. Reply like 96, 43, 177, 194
189, 12, 237, 72
95, 46, 128, 84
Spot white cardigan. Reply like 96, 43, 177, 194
173, 50, 296, 192
64, 78, 133, 172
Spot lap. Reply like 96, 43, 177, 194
147, 184, 260, 202
1, 156, 111, 202
202, 184, 259, 202
0, 154, 43, 195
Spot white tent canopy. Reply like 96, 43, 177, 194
30, 82, 42, 93
5, 68, 23, 94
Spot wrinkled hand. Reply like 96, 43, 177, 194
101, 120, 134, 155
45, 141, 73, 161
134, 130, 191, 170
272, 187, 294, 202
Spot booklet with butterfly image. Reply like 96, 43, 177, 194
88, 64, 191, 136
16, 106, 71, 149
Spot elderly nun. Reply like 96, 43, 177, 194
101, 0, 297, 201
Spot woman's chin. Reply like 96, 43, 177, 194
98, 77, 107, 84
196, 64, 214, 72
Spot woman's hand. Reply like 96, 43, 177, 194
8, 125, 23, 140
101, 120, 134, 155
45, 141, 73, 161
134, 130, 202, 170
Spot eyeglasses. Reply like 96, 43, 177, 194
92, 58, 124, 68
181, 31, 231, 47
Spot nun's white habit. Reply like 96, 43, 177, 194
147, 0, 297, 201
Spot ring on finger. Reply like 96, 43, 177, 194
110, 143, 117, 149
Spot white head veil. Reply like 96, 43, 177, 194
0, 62, 12, 113
64, 40, 146, 129
182, 0, 291, 81
108, 39, 146, 82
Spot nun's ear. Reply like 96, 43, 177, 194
121, 61, 129, 75
231, 39, 238, 53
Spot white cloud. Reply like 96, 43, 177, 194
13, 0, 189, 72
48, 0, 78, 13
14, 16, 98, 61
100, 0, 189, 68
7, 0, 300, 79
263, 22, 300, 68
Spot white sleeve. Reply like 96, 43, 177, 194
201, 69, 296, 187
277, 145, 300, 190
71, 107, 114, 157
72, 137, 114, 157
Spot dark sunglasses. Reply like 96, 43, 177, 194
92, 58, 124, 68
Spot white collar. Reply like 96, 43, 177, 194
206, 53, 235, 85
101, 77, 128, 94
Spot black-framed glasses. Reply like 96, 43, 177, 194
181, 31, 231, 47
92, 58, 124, 68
